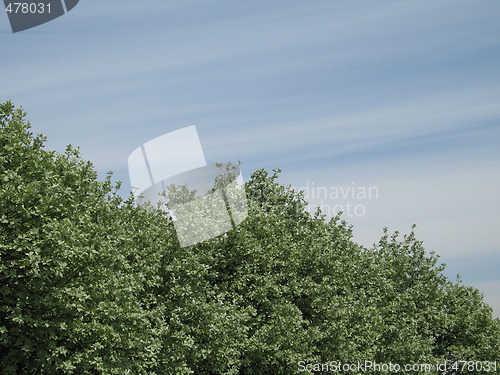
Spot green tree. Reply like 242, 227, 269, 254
0, 101, 168, 373
1, 101, 499, 374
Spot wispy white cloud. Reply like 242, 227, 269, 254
3, 0, 498, 97
201, 84, 500, 165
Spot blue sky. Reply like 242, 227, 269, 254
1, 0, 499, 317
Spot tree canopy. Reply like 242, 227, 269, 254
1, 101, 499, 374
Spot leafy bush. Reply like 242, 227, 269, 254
1, 101, 499, 374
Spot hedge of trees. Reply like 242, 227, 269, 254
1, 100, 499, 374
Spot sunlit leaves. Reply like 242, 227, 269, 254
1, 101, 499, 374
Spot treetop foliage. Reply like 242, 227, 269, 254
1, 101, 499, 374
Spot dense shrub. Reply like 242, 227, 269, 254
1, 101, 499, 374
